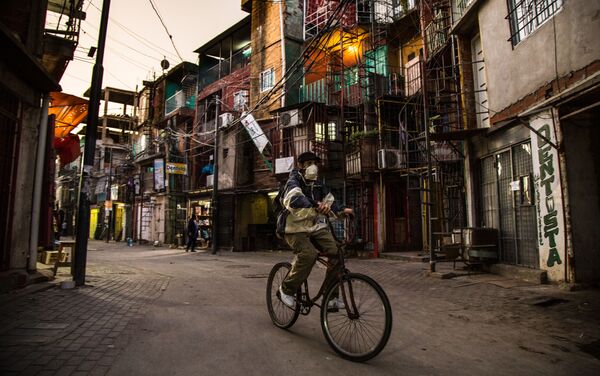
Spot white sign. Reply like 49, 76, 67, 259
530, 110, 565, 281
510, 180, 520, 191
275, 157, 295, 174
154, 158, 165, 190
240, 113, 269, 153
111, 184, 119, 200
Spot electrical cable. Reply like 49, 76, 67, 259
148, 0, 184, 62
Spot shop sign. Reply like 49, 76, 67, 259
529, 110, 565, 280
154, 158, 165, 190
166, 162, 187, 175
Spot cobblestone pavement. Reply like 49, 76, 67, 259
0, 261, 169, 376
0, 242, 599, 375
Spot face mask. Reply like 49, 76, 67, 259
304, 164, 318, 181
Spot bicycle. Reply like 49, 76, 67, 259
266, 215, 393, 362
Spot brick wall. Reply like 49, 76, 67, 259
490, 60, 600, 125
250, 0, 285, 119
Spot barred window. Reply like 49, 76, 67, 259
260, 69, 275, 92
233, 90, 248, 111
507, 0, 563, 45
315, 122, 326, 142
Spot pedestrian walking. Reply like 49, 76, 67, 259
186, 214, 199, 252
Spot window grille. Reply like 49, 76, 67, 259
260, 69, 275, 92
507, 0, 563, 45
233, 90, 248, 111
315, 122, 326, 142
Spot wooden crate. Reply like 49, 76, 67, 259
40, 251, 69, 265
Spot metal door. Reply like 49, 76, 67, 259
480, 143, 538, 268
512, 143, 538, 267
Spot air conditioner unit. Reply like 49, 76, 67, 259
279, 109, 303, 128
219, 113, 234, 129
377, 149, 406, 170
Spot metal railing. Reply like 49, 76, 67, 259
198, 44, 251, 91
165, 90, 195, 117
506, 0, 563, 45
454, 0, 475, 23
405, 57, 422, 97
425, 9, 449, 58
300, 66, 411, 103
304, 0, 415, 39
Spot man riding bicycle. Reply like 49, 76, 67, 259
277, 151, 354, 309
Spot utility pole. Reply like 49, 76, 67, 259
73, 0, 111, 286
211, 95, 220, 255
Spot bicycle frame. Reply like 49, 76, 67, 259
295, 239, 359, 319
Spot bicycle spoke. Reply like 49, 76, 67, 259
267, 262, 300, 329
321, 274, 392, 361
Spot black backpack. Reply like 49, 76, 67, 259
273, 183, 289, 239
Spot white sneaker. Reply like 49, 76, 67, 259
279, 286, 295, 308
327, 297, 345, 310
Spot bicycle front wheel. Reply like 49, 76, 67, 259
321, 273, 392, 362
266, 262, 300, 329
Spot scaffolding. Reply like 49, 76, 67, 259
303, 0, 470, 261
299, 0, 421, 251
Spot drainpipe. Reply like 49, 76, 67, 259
279, 1, 286, 107
28, 95, 50, 272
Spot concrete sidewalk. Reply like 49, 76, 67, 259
0, 241, 598, 375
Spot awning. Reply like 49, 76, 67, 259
49, 91, 88, 138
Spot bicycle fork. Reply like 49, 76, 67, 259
340, 277, 360, 320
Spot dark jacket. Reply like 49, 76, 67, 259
187, 218, 199, 239
277, 169, 344, 235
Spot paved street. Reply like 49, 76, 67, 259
1, 241, 599, 375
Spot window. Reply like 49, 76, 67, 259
233, 90, 248, 111
315, 122, 326, 142
260, 69, 275, 92
508, 0, 563, 45
328, 122, 338, 141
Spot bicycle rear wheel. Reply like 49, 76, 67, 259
266, 262, 300, 329
321, 273, 392, 362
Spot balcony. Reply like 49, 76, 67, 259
43, 0, 85, 81
455, 0, 475, 20
304, 1, 417, 39
165, 90, 195, 117
345, 136, 378, 176
404, 56, 422, 97
425, 9, 450, 58
198, 45, 251, 92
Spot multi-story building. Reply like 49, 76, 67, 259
190, 16, 256, 251
132, 62, 198, 245
266, 0, 424, 255
81, 87, 136, 242
449, 0, 600, 283
0, 0, 83, 288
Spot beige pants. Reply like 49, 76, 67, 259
281, 227, 339, 295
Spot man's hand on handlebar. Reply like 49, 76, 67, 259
315, 201, 333, 215
342, 208, 354, 218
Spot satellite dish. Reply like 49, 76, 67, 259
161, 59, 170, 70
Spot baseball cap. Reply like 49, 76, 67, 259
297, 151, 321, 164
